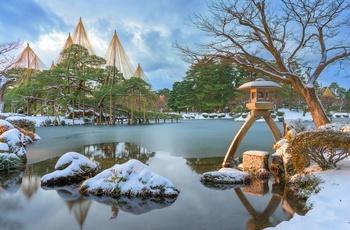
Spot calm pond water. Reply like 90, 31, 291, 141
0, 119, 305, 230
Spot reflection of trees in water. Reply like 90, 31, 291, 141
43, 184, 92, 230
0, 170, 24, 194
185, 157, 224, 174
0, 141, 156, 230
196, 157, 308, 229
81, 142, 155, 169
0, 170, 26, 230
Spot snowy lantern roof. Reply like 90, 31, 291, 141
237, 78, 281, 92
238, 78, 281, 110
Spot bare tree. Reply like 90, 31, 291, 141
0, 41, 22, 112
0, 40, 22, 73
175, 0, 350, 128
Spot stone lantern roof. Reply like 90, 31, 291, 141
238, 78, 281, 92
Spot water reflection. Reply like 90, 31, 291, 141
0, 138, 305, 230
86, 194, 178, 218
80, 142, 155, 169
186, 155, 304, 229
0, 170, 25, 194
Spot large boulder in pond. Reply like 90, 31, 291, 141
41, 152, 99, 187
79, 159, 180, 198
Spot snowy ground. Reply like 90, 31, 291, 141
266, 158, 350, 230
2, 109, 350, 229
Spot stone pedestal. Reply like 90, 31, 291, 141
242, 150, 269, 173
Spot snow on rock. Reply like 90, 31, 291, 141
41, 152, 99, 186
200, 167, 251, 190
79, 159, 180, 198
0, 129, 29, 158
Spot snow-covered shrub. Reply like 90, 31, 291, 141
319, 122, 350, 133
6, 117, 36, 132
287, 130, 350, 171
0, 120, 14, 135
0, 153, 23, 171
284, 118, 313, 140
44, 118, 52, 126
0, 129, 29, 163
287, 174, 324, 212
53, 119, 59, 126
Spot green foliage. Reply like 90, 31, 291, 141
3, 44, 159, 123
287, 130, 350, 172
169, 58, 243, 113
7, 118, 36, 132
0, 154, 23, 171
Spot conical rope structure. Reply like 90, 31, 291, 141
56, 32, 73, 64
104, 30, 135, 80
71, 17, 95, 55
13, 43, 47, 84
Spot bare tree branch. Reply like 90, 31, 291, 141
0, 40, 22, 73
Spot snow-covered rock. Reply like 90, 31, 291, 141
41, 152, 99, 186
200, 167, 251, 189
79, 159, 180, 198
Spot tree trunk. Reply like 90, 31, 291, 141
303, 87, 330, 128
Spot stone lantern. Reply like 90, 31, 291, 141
222, 78, 282, 168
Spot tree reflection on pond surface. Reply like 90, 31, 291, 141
0, 140, 305, 230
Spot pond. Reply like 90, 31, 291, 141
0, 119, 305, 230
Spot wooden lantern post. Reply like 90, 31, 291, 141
222, 78, 282, 168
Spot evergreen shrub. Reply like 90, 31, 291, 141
287, 130, 350, 172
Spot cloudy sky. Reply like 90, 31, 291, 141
0, 0, 209, 90
1, 0, 349, 90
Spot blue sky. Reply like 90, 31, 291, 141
0, 0, 349, 90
